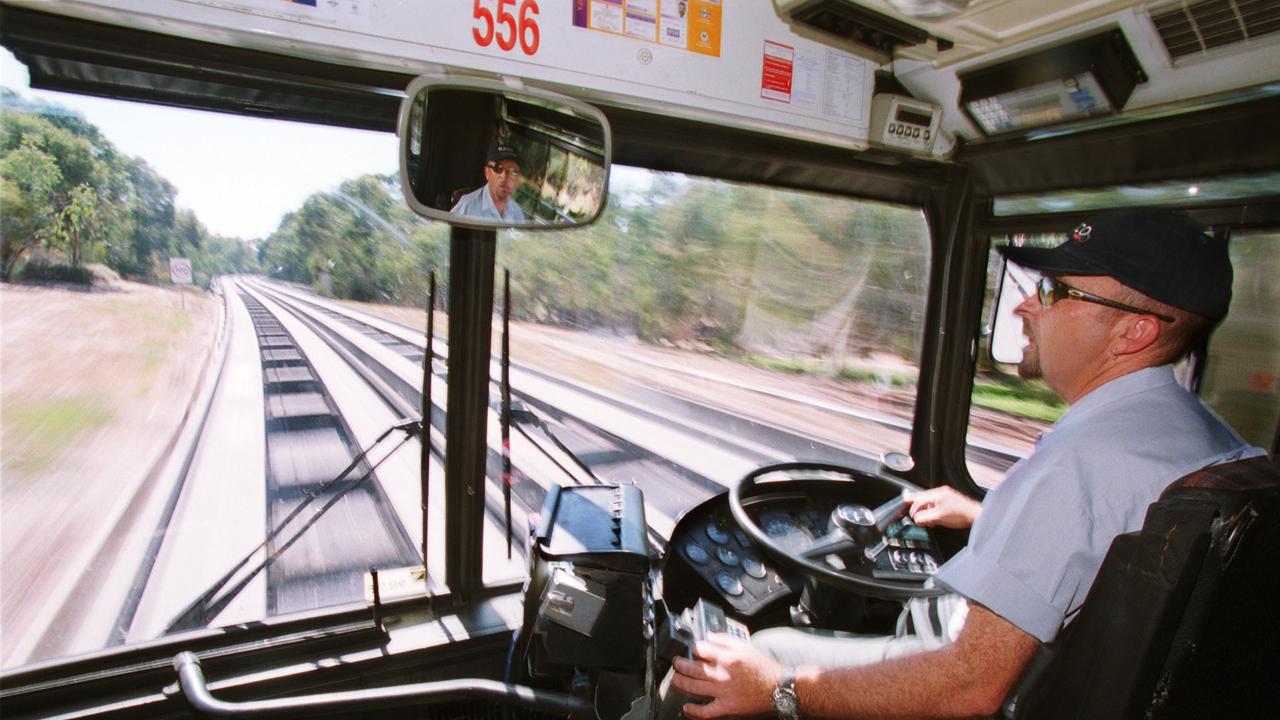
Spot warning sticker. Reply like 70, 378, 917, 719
573, 0, 721, 57
761, 40, 794, 103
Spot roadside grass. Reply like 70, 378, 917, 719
836, 366, 918, 387
971, 381, 1066, 422
2, 397, 114, 477
740, 350, 1064, 422
741, 355, 814, 374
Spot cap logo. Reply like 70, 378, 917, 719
1071, 223, 1092, 243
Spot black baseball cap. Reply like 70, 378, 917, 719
998, 208, 1233, 321
486, 142, 519, 164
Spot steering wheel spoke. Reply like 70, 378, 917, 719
797, 529, 857, 561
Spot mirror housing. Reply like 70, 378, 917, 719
397, 75, 612, 231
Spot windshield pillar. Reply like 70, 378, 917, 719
444, 228, 497, 601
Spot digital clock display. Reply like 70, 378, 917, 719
895, 107, 934, 127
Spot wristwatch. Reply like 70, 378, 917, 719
771, 668, 800, 720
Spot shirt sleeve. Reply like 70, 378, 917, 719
934, 449, 1100, 643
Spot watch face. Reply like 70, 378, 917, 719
772, 686, 799, 719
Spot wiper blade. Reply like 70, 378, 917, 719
165, 419, 422, 633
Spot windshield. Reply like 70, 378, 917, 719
3, 51, 947, 669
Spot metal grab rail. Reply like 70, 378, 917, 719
171, 652, 595, 718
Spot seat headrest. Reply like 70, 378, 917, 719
1161, 454, 1279, 497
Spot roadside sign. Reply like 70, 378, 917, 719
170, 257, 193, 284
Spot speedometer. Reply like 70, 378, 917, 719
762, 512, 800, 537
759, 510, 813, 553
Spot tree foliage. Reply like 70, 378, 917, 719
256, 174, 450, 307
256, 168, 930, 367
0, 92, 258, 284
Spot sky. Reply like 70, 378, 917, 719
1, 49, 399, 240
1, 48, 657, 241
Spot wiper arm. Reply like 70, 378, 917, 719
166, 419, 422, 633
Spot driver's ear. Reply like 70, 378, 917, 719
1111, 315, 1161, 357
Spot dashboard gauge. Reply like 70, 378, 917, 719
741, 555, 767, 579
799, 508, 824, 531
759, 510, 814, 553
715, 571, 744, 596
761, 512, 801, 538
716, 546, 739, 566
706, 523, 731, 545
684, 543, 710, 564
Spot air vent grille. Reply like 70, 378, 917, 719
1150, 0, 1280, 60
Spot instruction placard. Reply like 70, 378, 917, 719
574, 0, 722, 56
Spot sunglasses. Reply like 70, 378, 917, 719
487, 163, 521, 178
1036, 276, 1176, 323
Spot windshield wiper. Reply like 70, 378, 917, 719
166, 419, 422, 633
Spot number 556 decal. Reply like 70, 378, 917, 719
473, 0, 540, 56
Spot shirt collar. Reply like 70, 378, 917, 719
1057, 365, 1177, 427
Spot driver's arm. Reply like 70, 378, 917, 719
906, 486, 983, 529
672, 603, 1038, 719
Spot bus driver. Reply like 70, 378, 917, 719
668, 208, 1263, 719
451, 142, 529, 222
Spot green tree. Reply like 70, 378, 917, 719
56, 183, 99, 265
1, 136, 61, 279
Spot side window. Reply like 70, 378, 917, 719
965, 234, 1067, 488
967, 228, 1280, 488
1199, 230, 1280, 451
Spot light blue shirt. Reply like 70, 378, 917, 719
450, 185, 529, 222
935, 365, 1262, 643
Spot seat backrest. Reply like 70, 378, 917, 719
1009, 454, 1280, 719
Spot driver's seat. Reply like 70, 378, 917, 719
1007, 453, 1279, 719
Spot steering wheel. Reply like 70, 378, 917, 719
729, 461, 946, 600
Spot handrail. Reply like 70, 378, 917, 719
171, 652, 595, 718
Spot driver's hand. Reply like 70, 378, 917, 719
670, 633, 782, 719
905, 486, 982, 529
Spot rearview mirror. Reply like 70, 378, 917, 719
398, 75, 611, 230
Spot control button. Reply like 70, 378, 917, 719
716, 546, 740, 566
742, 555, 767, 579
734, 530, 751, 547
908, 551, 924, 573
685, 543, 710, 564
715, 571, 744, 596
706, 523, 730, 545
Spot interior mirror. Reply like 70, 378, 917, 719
989, 256, 1039, 365
398, 75, 611, 230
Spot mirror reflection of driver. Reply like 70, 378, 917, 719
662, 209, 1263, 719
451, 142, 529, 222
